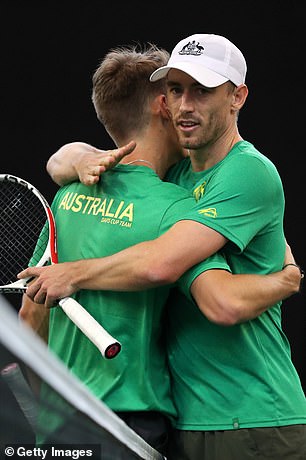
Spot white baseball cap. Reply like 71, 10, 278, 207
150, 34, 247, 87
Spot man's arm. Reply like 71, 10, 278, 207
47, 141, 136, 186
188, 241, 303, 325
18, 295, 49, 396
19, 294, 49, 342
190, 264, 302, 326
19, 220, 227, 306
19, 231, 302, 326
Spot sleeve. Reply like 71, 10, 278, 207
157, 194, 197, 235
176, 155, 284, 251
176, 251, 231, 302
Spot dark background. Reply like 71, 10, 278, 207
1, 2, 305, 388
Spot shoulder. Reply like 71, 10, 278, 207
222, 141, 282, 185
230, 141, 279, 172
152, 181, 194, 214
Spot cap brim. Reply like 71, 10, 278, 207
150, 62, 228, 88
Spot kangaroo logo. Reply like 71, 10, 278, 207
179, 40, 205, 56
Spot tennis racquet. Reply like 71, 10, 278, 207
0, 173, 121, 359
1, 362, 38, 431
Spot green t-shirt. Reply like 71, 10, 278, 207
43, 164, 229, 430
166, 140, 306, 430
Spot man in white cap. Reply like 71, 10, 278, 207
23, 34, 306, 459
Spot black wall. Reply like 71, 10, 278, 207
2, 2, 305, 388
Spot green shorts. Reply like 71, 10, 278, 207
168, 425, 306, 460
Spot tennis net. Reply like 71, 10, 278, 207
0, 295, 165, 459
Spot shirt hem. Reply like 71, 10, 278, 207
174, 417, 306, 431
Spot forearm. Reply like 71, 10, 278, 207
46, 142, 94, 186
70, 221, 226, 290
191, 265, 302, 326
19, 294, 49, 342
18, 295, 48, 397
68, 244, 160, 292
20, 245, 166, 307
19, 220, 226, 307
47, 141, 137, 186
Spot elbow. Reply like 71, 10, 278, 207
46, 159, 63, 186
197, 297, 243, 326
140, 262, 180, 287
46, 158, 54, 178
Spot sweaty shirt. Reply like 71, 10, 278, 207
166, 140, 306, 430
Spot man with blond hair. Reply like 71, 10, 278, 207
22, 35, 305, 459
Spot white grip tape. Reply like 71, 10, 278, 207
59, 297, 121, 359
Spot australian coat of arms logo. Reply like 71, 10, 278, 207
178, 40, 204, 56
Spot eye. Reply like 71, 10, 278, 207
166, 82, 183, 96
168, 86, 182, 95
197, 86, 211, 95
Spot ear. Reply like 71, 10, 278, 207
232, 84, 248, 112
153, 94, 172, 120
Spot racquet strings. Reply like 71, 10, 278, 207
0, 179, 49, 287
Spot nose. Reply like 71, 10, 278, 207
179, 91, 194, 114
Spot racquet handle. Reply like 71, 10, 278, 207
58, 297, 121, 359
1, 362, 38, 431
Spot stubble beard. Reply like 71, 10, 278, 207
178, 116, 223, 152
179, 132, 209, 152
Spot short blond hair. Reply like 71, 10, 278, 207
92, 43, 169, 142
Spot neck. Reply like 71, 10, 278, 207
120, 141, 181, 180
120, 146, 160, 173
118, 116, 184, 179
124, 158, 155, 169
189, 132, 243, 172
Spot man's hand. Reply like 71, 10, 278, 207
73, 141, 137, 185
47, 141, 136, 186
18, 263, 80, 308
